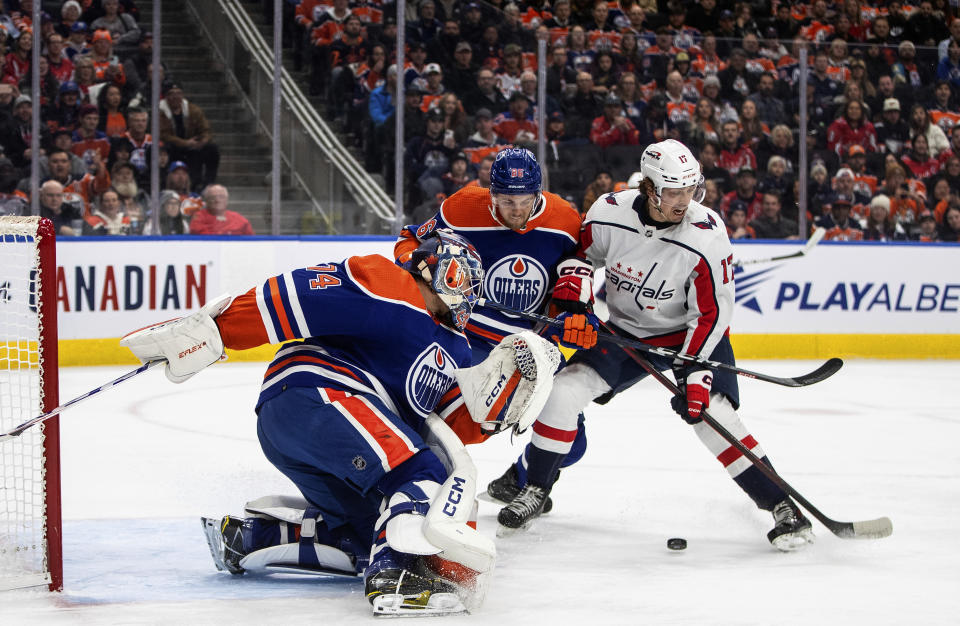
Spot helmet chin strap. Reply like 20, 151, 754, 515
490, 192, 543, 230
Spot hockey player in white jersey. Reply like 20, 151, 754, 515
496, 139, 815, 551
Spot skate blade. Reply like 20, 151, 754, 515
372, 592, 468, 617
478, 490, 509, 506
201, 517, 242, 574
771, 529, 816, 552
495, 520, 536, 538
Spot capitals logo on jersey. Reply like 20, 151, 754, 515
406, 342, 458, 416
484, 255, 548, 313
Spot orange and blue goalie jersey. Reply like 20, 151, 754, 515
395, 186, 581, 358
215, 255, 472, 432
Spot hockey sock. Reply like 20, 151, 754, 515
524, 445, 566, 489
515, 415, 586, 487
377, 450, 448, 501
733, 455, 789, 511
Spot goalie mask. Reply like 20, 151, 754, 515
401, 229, 484, 331
639, 139, 706, 206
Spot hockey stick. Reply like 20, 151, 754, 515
0, 360, 164, 442
616, 342, 892, 540
733, 227, 826, 268
476, 299, 842, 388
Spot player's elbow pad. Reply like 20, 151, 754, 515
120, 294, 232, 383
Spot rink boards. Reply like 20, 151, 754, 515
43, 236, 960, 364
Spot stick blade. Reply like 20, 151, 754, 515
792, 358, 843, 386
828, 516, 894, 539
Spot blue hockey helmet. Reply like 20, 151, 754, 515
400, 229, 484, 331
489, 147, 542, 196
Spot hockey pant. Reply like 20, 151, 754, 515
522, 333, 788, 510
257, 386, 448, 545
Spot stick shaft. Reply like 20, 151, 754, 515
0, 360, 163, 441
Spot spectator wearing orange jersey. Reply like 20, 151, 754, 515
87, 29, 127, 87
493, 92, 537, 144
928, 81, 960, 136
816, 194, 864, 240
90, 0, 140, 55
72, 103, 111, 171
83, 188, 132, 236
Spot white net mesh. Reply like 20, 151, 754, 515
0, 216, 52, 590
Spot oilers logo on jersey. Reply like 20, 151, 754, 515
405, 342, 458, 416
484, 255, 548, 313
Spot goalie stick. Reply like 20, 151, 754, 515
617, 340, 892, 540
476, 299, 842, 388
733, 227, 826, 268
0, 360, 163, 442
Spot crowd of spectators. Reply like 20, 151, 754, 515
292, 0, 960, 241
0, 0, 249, 236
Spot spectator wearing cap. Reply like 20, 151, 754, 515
816, 193, 864, 241
458, 3, 487, 46
875, 97, 909, 155
720, 166, 763, 221
401, 41, 430, 94
464, 107, 505, 148
407, 0, 443, 45
724, 201, 756, 239
159, 81, 220, 191
441, 151, 473, 196
2, 30, 32, 86
495, 43, 525, 99
72, 103, 111, 171
0, 95, 49, 170
65, 21, 91, 60
493, 91, 537, 144
405, 108, 454, 206
59, 1, 84, 37
718, 119, 758, 175
717, 48, 757, 108
844, 144, 878, 195
444, 41, 476, 98
421, 63, 446, 106
91, 0, 140, 55
188, 184, 255, 235
827, 100, 877, 157
544, 109, 583, 146
465, 67, 507, 116
891, 41, 933, 91
589, 93, 638, 148
143, 190, 190, 235
44, 127, 88, 178
44, 32, 75, 85
913, 210, 941, 241
833, 166, 871, 206
749, 192, 798, 239
757, 155, 794, 207
86, 29, 127, 87
164, 160, 194, 199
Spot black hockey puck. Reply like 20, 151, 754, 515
667, 538, 687, 550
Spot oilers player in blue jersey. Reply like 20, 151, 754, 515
119, 229, 561, 616
394, 147, 599, 516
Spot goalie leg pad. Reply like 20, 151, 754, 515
454, 331, 561, 435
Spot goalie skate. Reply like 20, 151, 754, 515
366, 556, 468, 618
201, 516, 246, 574
767, 499, 815, 552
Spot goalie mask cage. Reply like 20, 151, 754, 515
0, 216, 62, 592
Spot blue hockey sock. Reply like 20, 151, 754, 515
733, 455, 789, 511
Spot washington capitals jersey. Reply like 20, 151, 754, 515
215, 255, 472, 431
395, 186, 581, 350
582, 190, 734, 359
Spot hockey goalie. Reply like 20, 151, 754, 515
120, 230, 560, 617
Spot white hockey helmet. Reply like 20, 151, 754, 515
639, 139, 705, 203
626, 171, 643, 189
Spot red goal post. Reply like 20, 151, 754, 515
0, 216, 62, 592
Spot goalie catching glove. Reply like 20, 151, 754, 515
120, 294, 232, 383
454, 331, 561, 435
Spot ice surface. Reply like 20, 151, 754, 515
2, 359, 958, 625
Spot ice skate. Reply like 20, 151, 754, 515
365, 549, 467, 617
201, 516, 246, 574
767, 499, 815, 552
497, 484, 551, 534
484, 465, 553, 513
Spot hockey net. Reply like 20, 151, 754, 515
0, 216, 62, 592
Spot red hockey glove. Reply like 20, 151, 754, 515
552, 258, 594, 309
671, 368, 712, 424
554, 312, 599, 350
